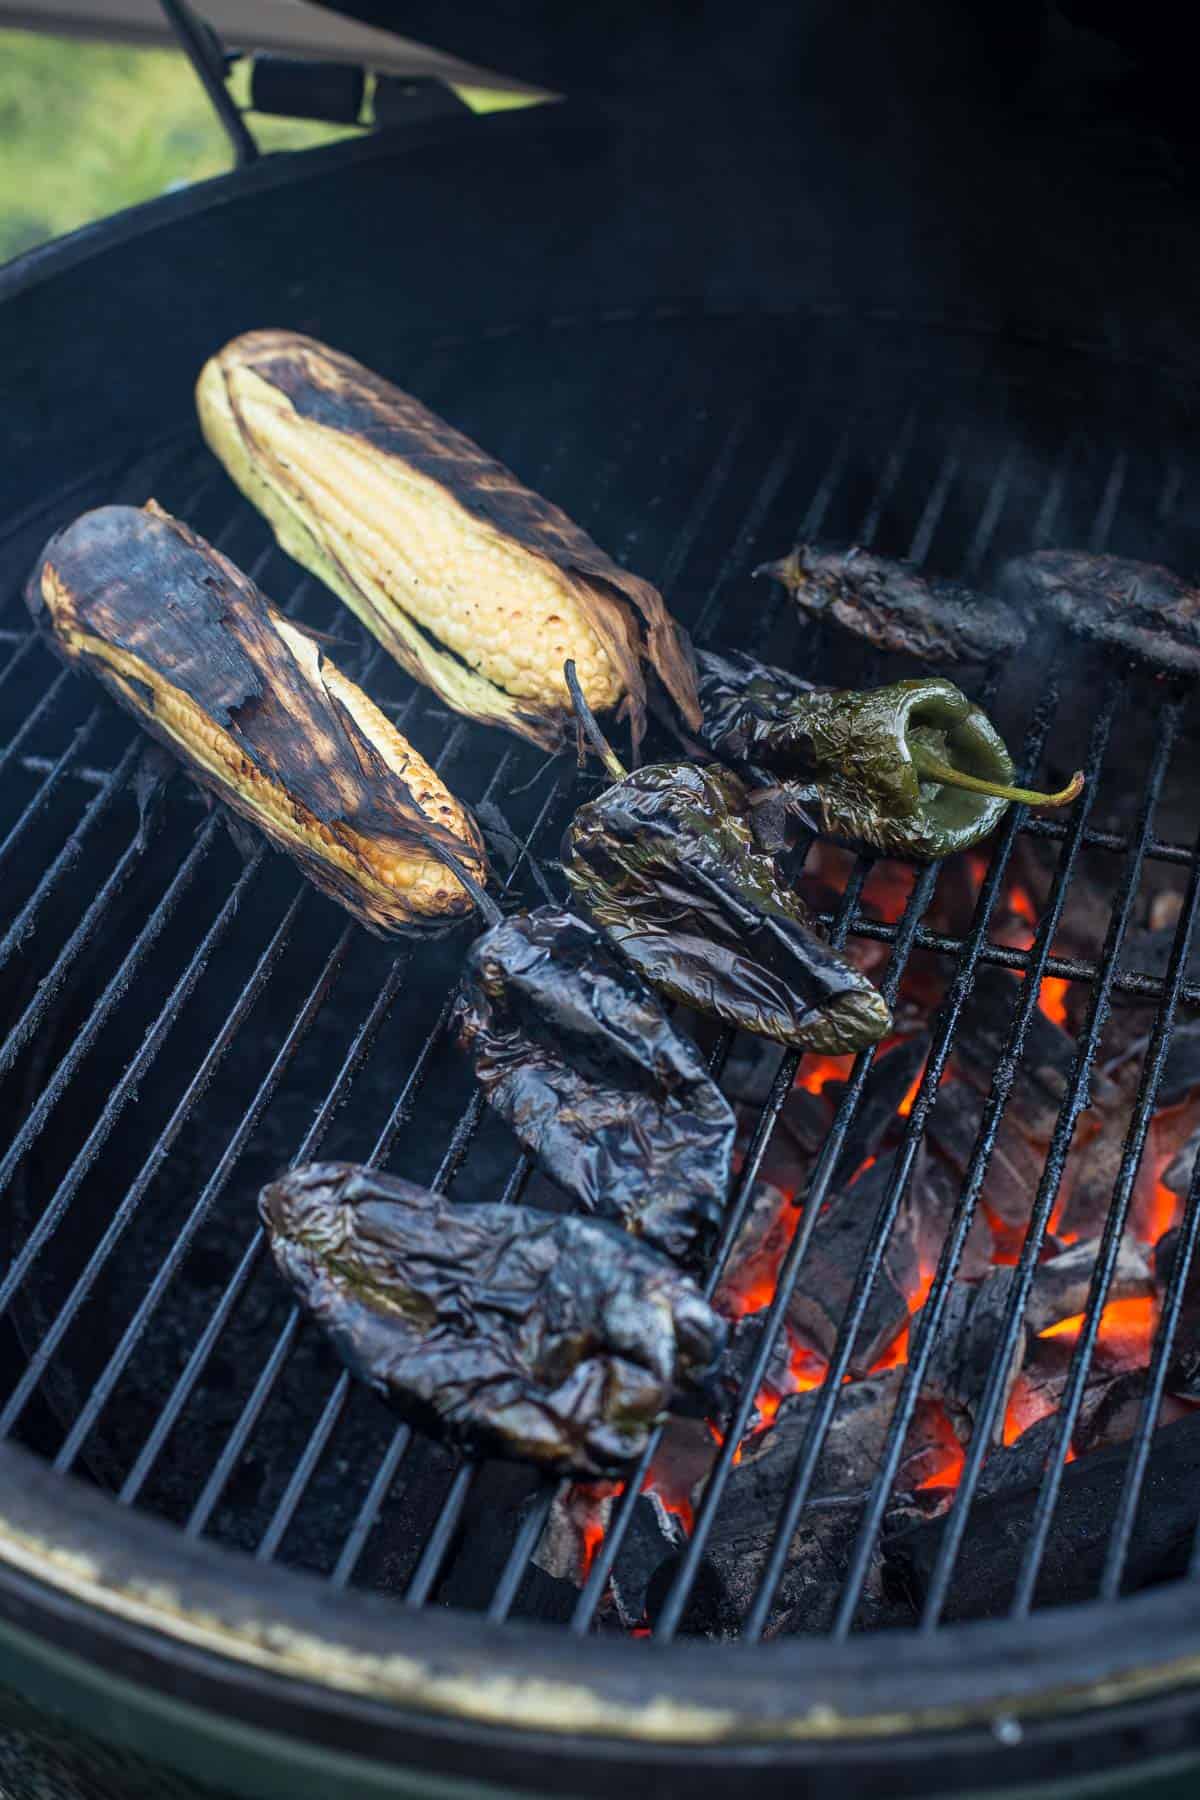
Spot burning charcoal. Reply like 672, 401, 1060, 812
648, 1372, 942, 1636
723, 1036, 788, 1107
926, 1078, 1045, 1229
975, 1415, 1061, 1498
1153, 1227, 1200, 1401
884, 1413, 1200, 1621
1025, 1239, 1153, 1336
751, 1119, 815, 1202
1074, 1369, 1193, 1457
1164, 1123, 1200, 1198
719, 1313, 810, 1436
717, 1185, 799, 1322
778, 1082, 833, 1157
786, 1155, 919, 1376
896, 1142, 994, 1284
832, 1033, 930, 1188
1158, 1019, 1200, 1108
913, 1270, 1024, 1441
954, 968, 1102, 1144
534, 1484, 684, 1627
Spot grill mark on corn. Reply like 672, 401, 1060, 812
196, 329, 701, 751
27, 504, 485, 936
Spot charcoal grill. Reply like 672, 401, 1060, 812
5, 10, 1200, 1796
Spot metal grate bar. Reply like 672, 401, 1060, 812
254, 1370, 353, 1563
0, 632, 38, 695
825, 679, 1119, 1638
857, 409, 919, 546
405, 1464, 476, 1608
688, 424, 803, 643
1105, 1013, 1200, 1592
53, 891, 332, 1476
962, 443, 1019, 578
178, 732, 565, 1549
1020, 816, 1197, 868
0, 737, 143, 984
653, 854, 944, 1640
906, 427, 967, 568
0, 831, 261, 1318
117, 925, 356, 1505
566, 857, 869, 1632
0, 812, 226, 1242
329, 1423, 413, 1588
1013, 789, 1200, 1612
566, 405, 943, 1632
1, 885, 306, 1439
918, 693, 1182, 1627
0, 761, 145, 1078
182, 947, 418, 1538
0, 707, 102, 877
817, 913, 1200, 1009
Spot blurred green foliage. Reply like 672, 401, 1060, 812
0, 28, 537, 265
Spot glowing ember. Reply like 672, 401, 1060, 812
1003, 1372, 1058, 1445
1038, 1295, 1157, 1359
579, 1513, 607, 1578
1009, 884, 1038, 927
897, 1064, 926, 1117
796, 1054, 854, 1097
1038, 975, 1071, 1028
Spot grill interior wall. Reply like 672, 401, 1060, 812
1, 313, 1198, 1639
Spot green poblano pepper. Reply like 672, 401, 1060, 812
695, 649, 1082, 860
561, 663, 892, 1054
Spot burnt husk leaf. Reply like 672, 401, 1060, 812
565, 760, 890, 1051
453, 907, 736, 1265
26, 502, 484, 935
210, 330, 700, 750
260, 1162, 725, 1478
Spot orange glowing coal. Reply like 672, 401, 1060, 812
579, 1513, 607, 1579
1003, 1372, 1058, 1445
796, 1054, 855, 1097
1038, 1295, 1158, 1359
1038, 975, 1071, 1029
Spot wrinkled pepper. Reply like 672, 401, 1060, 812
760, 541, 1027, 666
444, 864, 736, 1264
261, 1162, 726, 1476
695, 648, 1082, 860
561, 662, 891, 1053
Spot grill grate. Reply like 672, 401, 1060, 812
2, 312, 1199, 1643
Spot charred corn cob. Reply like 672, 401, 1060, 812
195, 329, 701, 752
26, 502, 486, 935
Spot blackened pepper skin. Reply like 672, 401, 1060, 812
997, 549, 1200, 676
696, 649, 1081, 860
565, 756, 891, 1054
761, 542, 1026, 665
260, 1162, 725, 1477
453, 907, 736, 1266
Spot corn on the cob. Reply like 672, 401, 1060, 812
195, 329, 701, 752
26, 501, 486, 935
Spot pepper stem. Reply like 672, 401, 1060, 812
422, 836, 503, 928
910, 744, 1085, 810
563, 659, 628, 782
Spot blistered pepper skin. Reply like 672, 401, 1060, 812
453, 907, 736, 1266
261, 1162, 726, 1477
565, 759, 891, 1051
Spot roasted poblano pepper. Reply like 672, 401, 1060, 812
261, 1162, 726, 1476
695, 649, 1082, 860
760, 542, 1026, 666
561, 664, 891, 1053
451, 900, 736, 1267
